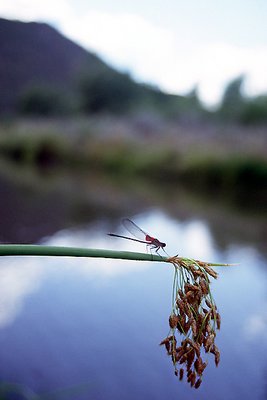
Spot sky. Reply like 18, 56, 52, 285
1, 0, 267, 106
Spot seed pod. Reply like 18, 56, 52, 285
205, 298, 213, 308
159, 337, 170, 346
194, 378, 202, 389
204, 334, 215, 352
175, 349, 185, 362
181, 339, 190, 349
188, 284, 200, 292
203, 265, 218, 279
190, 371, 196, 387
177, 320, 185, 334
183, 320, 191, 335
215, 351, 220, 366
179, 354, 187, 364
179, 368, 184, 381
194, 357, 201, 375
180, 313, 186, 328
186, 290, 194, 299
177, 299, 185, 313
197, 333, 204, 346
190, 341, 200, 358
186, 348, 195, 369
194, 357, 207, 375
191, 270, 200, 280
191, 319, 197, 337
213, 346, 220, 366
206, 323, 212, 334
216, 312, 221, 330
169, 314, 179, 329
184, 302, 193, 318
186, 291, 196, 304
184, 283, 191, 293
165, 341, 170, 353
196, 313, 204, 330
187, 370, 194, 383
200, 279, 209, 295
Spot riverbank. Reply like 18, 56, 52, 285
0, 117, 266, 206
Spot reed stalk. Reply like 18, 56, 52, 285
0, 244, 166, 262
0, 244, 233, 268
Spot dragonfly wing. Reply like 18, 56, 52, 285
122, 218, 147, 241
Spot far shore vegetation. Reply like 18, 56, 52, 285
0, 75, 267, 207
0, 116, 266, 206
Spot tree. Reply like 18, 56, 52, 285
219, 76, 245, 121
79, 69, 140, 114
18, 85, 69, 116
240, 95, 267, 125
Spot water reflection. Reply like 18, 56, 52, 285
0, 258, 43, 328
0, 170, 267, 399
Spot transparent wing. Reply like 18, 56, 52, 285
122, 218, 148, 241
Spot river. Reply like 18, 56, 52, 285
0, 166, 266, 400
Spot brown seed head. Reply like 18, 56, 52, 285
179, 368, 184, 381
203, 265, 218, 279
200, 279, 209, 295
169, 315, 179, 329
216, 312, 221, 330
194, 378, 202, 389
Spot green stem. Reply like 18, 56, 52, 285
0, 244, 167, 262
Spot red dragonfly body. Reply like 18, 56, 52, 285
108, 218, 166, 254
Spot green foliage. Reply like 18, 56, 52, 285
216, 76, 267, 125
0, 134, 69, 166
180, 155, 267, 192
240, 95, 267, 125
219, 75, 245, 121
77, 67, 206, 120
18, 85, 71, 116
0, 128, 266, 200
79, 69, 141, 114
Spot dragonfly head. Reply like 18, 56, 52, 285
162, 242, 166, 248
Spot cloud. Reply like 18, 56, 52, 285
60, 11, 177, 81
191, 43, 267, 105
244, 308, 267, 340
0, 226, 151, 329
0, 258, 43, 328
0, 0, 72, 23
45, 227, 152, 278
59, 11, 267, 105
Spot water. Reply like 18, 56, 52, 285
0, 169, 266, 399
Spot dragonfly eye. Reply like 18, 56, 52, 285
162, 243, 166, 247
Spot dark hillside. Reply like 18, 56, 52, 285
0, 17, 205, 118
0, 18, 107, 113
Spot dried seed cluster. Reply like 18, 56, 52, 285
160, 257, 221, 389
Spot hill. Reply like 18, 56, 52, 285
0, 17, 203, 118
0, 17, 110, 114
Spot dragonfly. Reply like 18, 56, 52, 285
108, 218, 167, 254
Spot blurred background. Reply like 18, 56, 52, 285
0, 1, 266, 399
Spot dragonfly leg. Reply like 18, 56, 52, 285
155, 246, 160, 254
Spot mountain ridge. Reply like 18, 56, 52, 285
0, 17, 110, 113
0, 17, 203, 118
